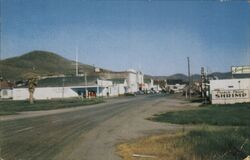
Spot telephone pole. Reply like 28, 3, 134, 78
85, 73, 88, 98
187, 57, 191, 100
75, 46, 79, 77
0, 0, 2, 75
0, 0, 2, 62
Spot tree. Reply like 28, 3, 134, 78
27, 77, 37, 104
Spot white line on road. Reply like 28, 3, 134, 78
15, 127, 34, 133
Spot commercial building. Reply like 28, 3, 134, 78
210, 78, 250, 104
11, 69, 145, 100
99, 69, 144, 93
12, 76, 127, 100
166, 79, 186, 93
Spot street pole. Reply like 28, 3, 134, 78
0, 0, 2, 78
187, 57, 191, 100
0, 0, 3, 101
75, 46, 79, 77
62, 77, 65, 99
85, 73, 88, 98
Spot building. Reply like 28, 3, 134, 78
166, 79, 186, 93
12, 76, 128, 100
108, 78, 128, 95
210, 78, 250, 104
143, 78, 162, 93
98, 69, 144, 93
11, 68, 145, 100
0, 80, 13, 99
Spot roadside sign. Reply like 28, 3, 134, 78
232, 66, 250, 74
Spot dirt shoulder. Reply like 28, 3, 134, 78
53, 94, 199, 160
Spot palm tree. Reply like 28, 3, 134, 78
28, 78, 37, 104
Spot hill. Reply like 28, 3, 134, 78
147, 72, 250, 82
1, 50, 249, 82
0, 50, 99, 80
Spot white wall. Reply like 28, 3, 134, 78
137, 72, 144, 84
117, 84, 126, 95
210, 78, 250, 104
127, 72, 138, 93
13, 87, 78, 100
0, 89, 13, 99
168, 84, 186, 93
97, 85, 125, 97
97, 79, 112, 87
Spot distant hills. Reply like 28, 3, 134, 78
148, 72, 250, 82
0, 50, 248, 81
0, 50, 102, 80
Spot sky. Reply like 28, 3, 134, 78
1, 0, 250, 76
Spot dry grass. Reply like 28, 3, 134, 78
117, 128, 250, 160
117, 132, 196, 160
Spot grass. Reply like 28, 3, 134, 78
150, 103, 250, 126
124, 93, 136, 96
118, 128, 250, 160
118, 103, 250, 160
0, 98, 104, 115
183, 128, 250, 160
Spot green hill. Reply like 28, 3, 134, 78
0, 50, 98, 81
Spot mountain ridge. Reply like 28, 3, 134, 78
0, 50, 98, 80
0, 50, 241, 81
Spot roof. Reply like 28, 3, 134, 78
11, 75, 100, 88
0, 80, 14, 89
127, 69, 137, 73
38, 76, 102, 87
107, 78, 126, 84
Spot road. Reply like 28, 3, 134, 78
0, 94, 197, 160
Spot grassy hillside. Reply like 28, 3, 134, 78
0, 50, 97, 80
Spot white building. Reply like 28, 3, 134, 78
0, 89, 13, 99
126, 69, 138, 93
12, 77, 128, 100
168, 84, 186, 93
13, 87, 78, 100
210, 78, 250, 104
11, 69, 145, 100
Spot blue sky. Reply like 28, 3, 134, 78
1, 0, 249, 75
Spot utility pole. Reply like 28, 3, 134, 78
0, 0, 2, 77
85, 73, 88, 98
62, 77, 65, 99
187, 57, 191, 100
75, 46, 79, 77
201, 67, 205, 98
0, 0, 2, 101
0, 0, 2, 62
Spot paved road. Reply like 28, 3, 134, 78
0, 94, 197, 160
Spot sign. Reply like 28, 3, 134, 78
212, 89, 249, 99
232, 66, 250, 74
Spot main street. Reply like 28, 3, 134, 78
0, 95, 197, 160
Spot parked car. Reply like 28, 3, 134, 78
135, 91, 144, 95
